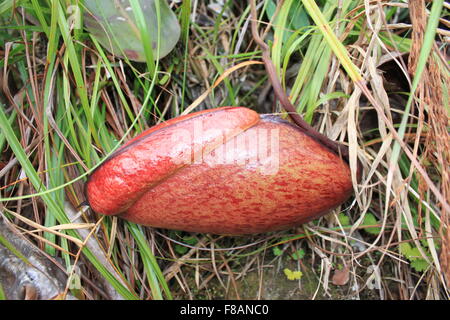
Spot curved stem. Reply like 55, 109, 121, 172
250, 0, 349, 161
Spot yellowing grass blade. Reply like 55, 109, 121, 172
301, 0, 362, 82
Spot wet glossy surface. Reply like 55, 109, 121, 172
120, 116, 353, 234
86, 108, 353, 234
86, 107, 260, 215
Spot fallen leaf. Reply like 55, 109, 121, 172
332, 265, 350, 286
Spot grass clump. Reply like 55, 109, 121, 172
0, 0, 448, 300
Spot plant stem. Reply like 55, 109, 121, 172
249, 0, 349, 161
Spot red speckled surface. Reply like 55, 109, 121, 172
86, 107, 259, 215
118, 115, 353, 234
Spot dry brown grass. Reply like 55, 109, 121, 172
0, 0, 449, 300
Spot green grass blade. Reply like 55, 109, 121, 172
0, 281, 5, 300
129, 0, 156, 77
127, 222, 172, 300
272, 0, 293, 79
55, 0, 100, 146
0, 105, 137, 300
0, 0, 24, 15
30, 0, 50, 35
0, 109, 16, 154
180, 0, 191, 111
301, 0, 361, 82
0, 231, 31, 265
